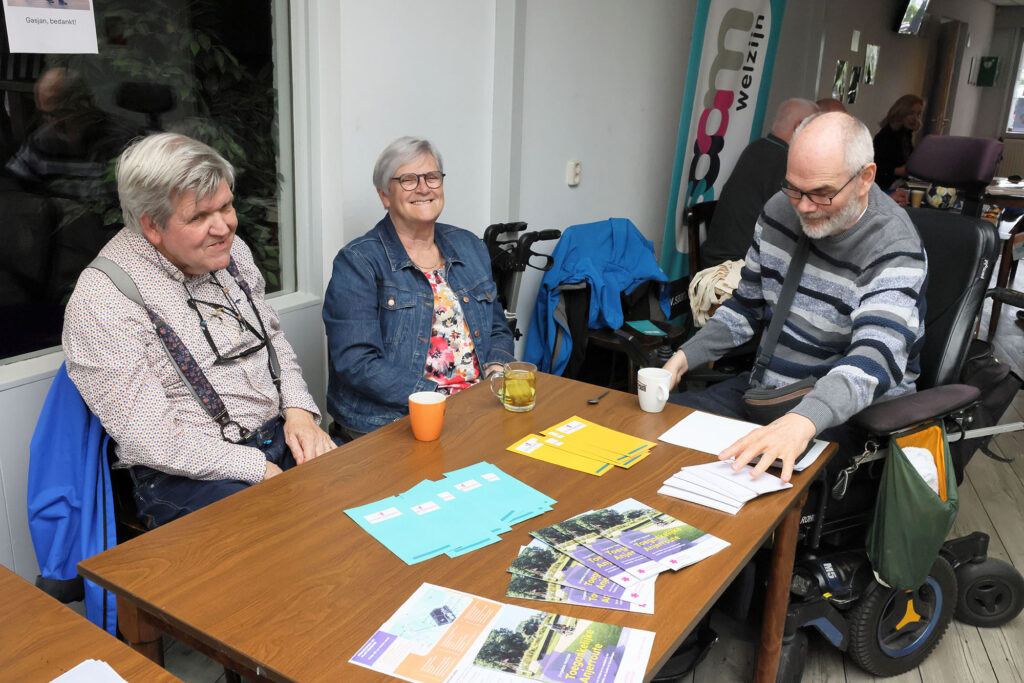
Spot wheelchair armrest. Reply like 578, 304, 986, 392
850, 384, 980, 435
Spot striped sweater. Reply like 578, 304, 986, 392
681, 184, 927, 433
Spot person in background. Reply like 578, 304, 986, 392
698, 98, 819, 269
64, 133, 335, 528
323, 137, 515, 440
873, 94, 924, 191
815, 97, 847, 113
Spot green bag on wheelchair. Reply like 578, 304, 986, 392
866, 421, 958, 590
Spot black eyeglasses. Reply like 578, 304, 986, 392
391, 171, 445, 191
184, 273, 268, 364
781, 166, 865, 206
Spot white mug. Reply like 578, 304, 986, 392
637, 367, 672, 413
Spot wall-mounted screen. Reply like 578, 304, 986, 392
897, 0, 931, 36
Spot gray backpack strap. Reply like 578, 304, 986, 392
90, 257, 146, 308
87, 257, 219, 435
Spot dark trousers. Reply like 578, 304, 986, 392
130, 416, 297, 529
669, 373, 865, 472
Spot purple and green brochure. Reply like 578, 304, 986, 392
509, 540, 656, 605
533, 513, 667, 581
507, 574, 653, 614
530, 526, 641, 588
580, 498, 731, 570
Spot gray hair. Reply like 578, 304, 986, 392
372, 136, 444, 194
770, 98, 818, 142
792, 112, 874, 175
117, 133, 235, 233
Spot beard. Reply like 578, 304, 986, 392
797, 197, 864, 239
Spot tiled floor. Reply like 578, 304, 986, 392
104, 256, 1024, 682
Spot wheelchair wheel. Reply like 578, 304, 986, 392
954, 558, 1024, 627
774, 629, 808, 683
847, 557, 955, 677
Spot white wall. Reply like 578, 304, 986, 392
335, 0, 499, 247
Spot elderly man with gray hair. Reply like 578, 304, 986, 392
63, 132, 334, 528
664, 112, 927, 482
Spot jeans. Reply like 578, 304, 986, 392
130, 415, 298, 529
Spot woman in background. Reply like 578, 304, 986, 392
874, 94, 924, 191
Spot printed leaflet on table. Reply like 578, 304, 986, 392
350, 582, 654, 683
507, 417, 655, 475
509, 539, 656, 605
344, 462, 554, 565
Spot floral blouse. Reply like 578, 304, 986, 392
422, 265, 481, 394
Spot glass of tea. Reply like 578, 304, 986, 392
489, 361, 537, 412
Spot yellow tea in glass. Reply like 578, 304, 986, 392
489, 361, 537, 412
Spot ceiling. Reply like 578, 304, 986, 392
988, 0, 1024, 5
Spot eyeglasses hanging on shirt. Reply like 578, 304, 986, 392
183, 271, 269, 364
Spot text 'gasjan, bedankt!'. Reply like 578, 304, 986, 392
25, 17, 78, 26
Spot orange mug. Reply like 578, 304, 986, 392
409, 391, 446, 441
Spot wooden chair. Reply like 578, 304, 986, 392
684, 200, 717, 278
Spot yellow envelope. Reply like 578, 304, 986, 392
507, 434, 613, 476
544, 417, 655, 464
540, 434, 649, 469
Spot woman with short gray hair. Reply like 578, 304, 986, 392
323, 136, 515, 440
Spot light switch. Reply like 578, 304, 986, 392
851, 30, 860, 52
566, 160, 581, 187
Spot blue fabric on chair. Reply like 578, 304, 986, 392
27, 363, 117, 634
525, 217, 669, 375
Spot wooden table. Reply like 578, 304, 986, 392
0, 565, 181, 682
79, 374, 834, 682
983, 179, 1024, 338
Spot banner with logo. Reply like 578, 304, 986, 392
661, 0, 787, 319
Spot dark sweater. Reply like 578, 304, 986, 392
873, 125, 914, 190
700, 134, 789, 269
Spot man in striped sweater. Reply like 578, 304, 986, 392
664, 112, 927, 483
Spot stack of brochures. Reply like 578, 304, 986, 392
507, 416, 656, 475
658, 460, 792, 515
504, 499, 730, 614
352, 583, 654, 683
344, 462, 555, 565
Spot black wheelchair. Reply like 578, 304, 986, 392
767, 208, 1024, 680
636, 206, 1024, 681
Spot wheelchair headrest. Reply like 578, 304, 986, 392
906, 135, 1003, 192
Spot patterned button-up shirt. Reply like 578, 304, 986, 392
63, 228, 320, 484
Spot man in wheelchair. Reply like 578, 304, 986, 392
664, 112, 926, 483
660, 112, 1024, 679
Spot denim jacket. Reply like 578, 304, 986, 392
323, 214, 515, 433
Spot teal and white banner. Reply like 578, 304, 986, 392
661, 0, 786, 316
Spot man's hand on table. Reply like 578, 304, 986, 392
718, 412, 816, 483
283, 408, 336, 464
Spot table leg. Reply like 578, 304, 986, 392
988, 237, 1014, 340
117, 596, 164, 665
754, 490, 807, 683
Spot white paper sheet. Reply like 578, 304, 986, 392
3, 0, 98, 54
50, 660, 127, 683
658, 411, 829, 472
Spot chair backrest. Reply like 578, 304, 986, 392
905, 135, 1003, 217
684, 200, 717, 277
908, 208, 1000, 389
